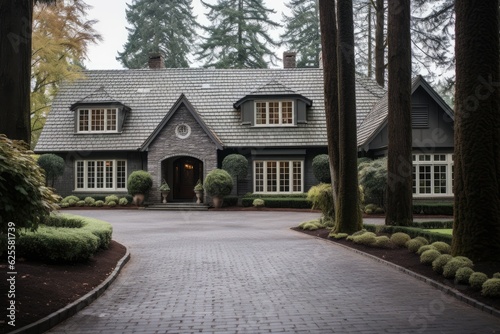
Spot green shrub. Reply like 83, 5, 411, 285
417, 245, 437, 255
127, 170, 153, 195
432, 254, 453, 274
443, 257, 474, 279
364, 203, 377, 212
469, 272, 489, 290
119, 197, 128, 206
307, 183, 334, 218
413, 236, 429, 245
494, 273, 500, 279
107, 201, 117, 207
37, 153, 65, 187
409, 221, 453, 229
364, 208, 373, 214
455, 267, 474, 284
374, 236, 392, 248
84, 197, 96, 206
390, 232, 411, 247
413, 202, 453, 215
45, 215, 84, 228
221, 196, 238, 207
431, 241, 451, 254
406, 239, 425, 253
298, 220, 324, 231
242, 197, 311, 209
105, 195, 119, 204
362, 224, 452, 244
68, 199, 77, 206
222, 154, 248, 179
95, 200, 104, 207
312, 154, 331, 183
420, 249, 442, 265
329, 232, 349, 239
481, 278, 500, 297
352, 232, 377, 246
252, 198, 265, 207
76, 200, 85, 207
204, 168, 233, 197
374, 207, 385, 214
62, 195, 80, 204
60, 202, 70, 208
358, 157, 387, 207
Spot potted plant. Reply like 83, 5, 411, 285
204, 169, 233, 208
127, 170, 153, 206
159, 179, 170, 203
194, 179, 204, 204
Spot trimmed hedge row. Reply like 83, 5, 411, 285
409, 220, 453, 229
363, 224, 452, 244
73, 194, 133, 203
222, 196, 238, 207
241, 197, 312, 209
18, 214, 113, 263
413, 202, 453, 215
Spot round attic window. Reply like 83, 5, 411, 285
175, 124, 191, 139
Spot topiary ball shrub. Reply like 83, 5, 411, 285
107, 201, 117, 207
307, 183, 334, 219
481, 278, 500, 297
119, 197, 128, 206
105, 195, 119, 204
455, 267, 475, 284
406, 239, 425, 253
494, 273, 500, 279
390, 232, 411, 247
352, 232, 377, 246
443, 257, 474, 279
252, 198, 265, 208
469, 272, 489, 291
432, 254, 453, 273
312, 154, 331, 183
37, 153, 65, 187
60, 202, 70, 208
329, 232, 349, 239
127, 170, 153, 195
420, 249, 442, 265
76, 200, 85, 207
374, 235, 392, 248
417, 245, 437, 255
95, 200, 104, 207
431, 241, 451, 254
222, 154, 248, 179
68, 199, 77, 207
413, 236, 429, 245
62, 195, 80, 205
84, 197, 96, 206
204, 168, 233, 198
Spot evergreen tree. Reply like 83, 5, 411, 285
281, 0, 321, 68
117, 0, 197, 69
452, 0, 500, 262
197, 0, 280, 68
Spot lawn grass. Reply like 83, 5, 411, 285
423, 229, 453, 236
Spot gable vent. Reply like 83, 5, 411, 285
412, 105, 429, 128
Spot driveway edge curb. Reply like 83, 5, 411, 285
291, 229, 500, 319
10, 247, 131, 334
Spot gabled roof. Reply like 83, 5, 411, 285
35, 68, 386, 152
70, 86, 129, 110
357, 75, 454, 148
233, 79, 313, 108
141, 94, 223, 151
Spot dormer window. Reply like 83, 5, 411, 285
255, 101, 294, 126
78, 108, 118, 133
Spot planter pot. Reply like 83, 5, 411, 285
194, 190, 203, 204
133, 193, 145, 206
212, 196, 223, 208
161, 191, 170, 203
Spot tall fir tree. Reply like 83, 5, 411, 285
117, 0, 197, 69
452, 0, 500, 262
197, 0, 280, 68
281, 0, 321, 68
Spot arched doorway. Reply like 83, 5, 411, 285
172, 157, 203, 200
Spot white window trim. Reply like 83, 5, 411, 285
77, 108, 118, 133
253, 160, 304, 194
254, 100, 295, 127
412, 153, 454, 197
75, 159, 127, 191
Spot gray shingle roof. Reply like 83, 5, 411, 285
35, 68, 386, 152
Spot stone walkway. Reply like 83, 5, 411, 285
48, 210, 499, 333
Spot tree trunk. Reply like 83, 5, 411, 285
375, 0, 385, 87
367, 2, 373, 78
0, 0, 32, 143
318, 0, 339, 220
385, 0, 413, 226
335, 0, 362, 234
452, 0, 500, 262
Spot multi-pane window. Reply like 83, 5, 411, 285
255, 101, 294, 126
75, 160, 127, 191
254, 160, 303, 193
78, 108, 118, 133
412, 154, 453, 196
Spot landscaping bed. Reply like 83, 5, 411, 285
293, 227, 500, 312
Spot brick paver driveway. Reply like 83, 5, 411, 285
49, 210, 500, 333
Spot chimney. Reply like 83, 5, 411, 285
148, 53, 165, 69
283, 51, 297, 69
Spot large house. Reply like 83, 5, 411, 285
35, 54, 454, 203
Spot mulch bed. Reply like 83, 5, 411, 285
0, 240, 127, 333
293, 227, 500, 312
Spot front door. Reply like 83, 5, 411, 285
173, 157, 202, 200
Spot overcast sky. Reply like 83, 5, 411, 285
83, 0, 291, 70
